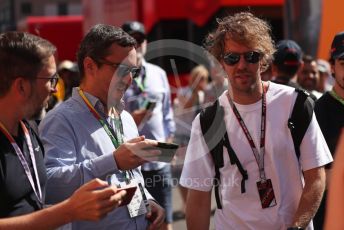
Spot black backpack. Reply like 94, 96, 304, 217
199, 88, 314, 209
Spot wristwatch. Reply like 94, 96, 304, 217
287, 227, 304, 230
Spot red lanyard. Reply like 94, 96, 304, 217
228, 83, 267, 180
0, 121, 43, 204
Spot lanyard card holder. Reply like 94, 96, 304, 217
256, 179, 277, 209
126, 180, 148, 218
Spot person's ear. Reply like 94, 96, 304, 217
13, 77, 32, 98
84, 57, 97, 77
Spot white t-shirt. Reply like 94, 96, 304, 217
180, 82, 332, 230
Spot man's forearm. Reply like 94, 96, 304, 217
291, 167, 326, 228
0, 201, 72, 230
186, 189, 211, 230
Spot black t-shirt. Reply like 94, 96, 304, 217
0, 121, 47, 217
315, 92, 344, 166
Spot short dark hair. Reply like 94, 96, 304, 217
0, 31, 56, 97
302, 54, 315, 64
77, 24, 137, 80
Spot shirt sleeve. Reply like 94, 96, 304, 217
299, 112, 333, 171
39, 112, 118, 204
180, 115, 215, 192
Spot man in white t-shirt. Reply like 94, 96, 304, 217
180, 12, 332, 230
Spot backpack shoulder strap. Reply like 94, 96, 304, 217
200, 100, 225, 209
288, 88, 315, 159
200, 100, 226, 167
200, 100, 248, 209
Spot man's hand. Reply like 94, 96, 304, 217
132, 109, 152, 125
66, 179, 127, 221
114, 136, 161, 170
146, 200, 165, 230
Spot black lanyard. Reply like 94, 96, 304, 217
228, 82, 267, 180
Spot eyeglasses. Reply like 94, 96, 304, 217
98, 59, 141, 78
36, 72, 59, 89
223, 51, 262, 66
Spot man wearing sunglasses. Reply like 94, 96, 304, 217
180, 12, 332, 230
122, 21, 176, 230
39, 24, 165, 229
0, 31, 128, 229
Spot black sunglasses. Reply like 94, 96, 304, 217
36, 72, 59, 89
223, 51, 262, 66
98, 59, 141, 78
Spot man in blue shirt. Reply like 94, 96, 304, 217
39, 24, 165, 230
122, 21, 176, 230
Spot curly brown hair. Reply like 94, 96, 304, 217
204, 12, 275, 72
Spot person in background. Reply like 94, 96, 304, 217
0, 31, 126, 229
298, 55, 323, 99
271, 39, 303, 89
313, 31, 344, 230
39, 24, 165, 230
57, 60, 80, 101
122, 20, 175, 230
316, 59, 334, 93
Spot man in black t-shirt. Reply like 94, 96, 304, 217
0, 121, 47, 217
0, 31, 126, 229
313, 31, 344, 230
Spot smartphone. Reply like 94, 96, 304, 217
117, 186, 137, 206
144, 142, 179, 163
145, 101, 156, 111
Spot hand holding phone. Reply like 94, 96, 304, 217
144, 142, 179, 163
145, 101, 156, 111
117, 186, 137, 206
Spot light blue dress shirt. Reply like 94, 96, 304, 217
124, 60, 176, 171
39, 88, 153, 230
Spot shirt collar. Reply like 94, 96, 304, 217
72, 87, 125, 115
